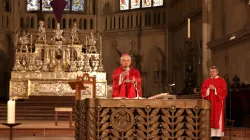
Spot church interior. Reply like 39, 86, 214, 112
0, 0, 250, 139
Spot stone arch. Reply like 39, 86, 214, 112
143, 45, 166, 97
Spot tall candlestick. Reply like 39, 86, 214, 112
45, 35, 47, 44
188, 18, 190, 38
57, 23, 60, 30
100, 36, 102, 52
31, 35, 33, 46
86, 36, 88, 46
7, 99, 15, 124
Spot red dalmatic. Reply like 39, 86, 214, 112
112, 66, 142, 98
201, 77, 227, 133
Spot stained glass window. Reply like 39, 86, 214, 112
153, 0, 163, 7
42, 0, 70, 11
120, 0, 129, 10
27, 0, 40, 11
64, 0, 70, 11
72, 0, 84, 11
120, 0, 164, 10
42, 0, 53, 11
142, 0, 152, 8
131, 0, 140, 9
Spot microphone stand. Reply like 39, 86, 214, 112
133, 79, 139, 99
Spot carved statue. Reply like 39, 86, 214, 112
71, 21, 80, 44
85, 30, 97, 53
18, 29, 30, 45
87, 30, 97, 46
51, 23, 65, 44
36, 20, 46, 43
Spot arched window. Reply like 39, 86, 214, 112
27, 0, 85, 12
120, 0, 163, 11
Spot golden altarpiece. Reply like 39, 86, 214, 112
9, 21, 107, 99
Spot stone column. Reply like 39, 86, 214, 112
165, 2, 171, 86
106, 16, 110, 30
242, 0, 250, 26
89, 0, 93, 15
202, 0, 213, 80
95, 0, 103, 32
12, 0, 20, 32
87, 0, 90, 15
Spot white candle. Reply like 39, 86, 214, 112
7, 99, 16, 124
188, 18, 190, 38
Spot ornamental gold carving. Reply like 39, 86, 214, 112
11, 25, 106, 99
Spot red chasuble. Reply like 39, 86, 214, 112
112, 66, 142, 98
201, 77, 227, 134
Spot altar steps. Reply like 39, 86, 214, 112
0, 96, 75, 121
0, 104, 75, 120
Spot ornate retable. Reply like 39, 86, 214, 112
9, 71, 107, 99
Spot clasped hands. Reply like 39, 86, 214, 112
209, 85, 215, 90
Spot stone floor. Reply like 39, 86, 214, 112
0, 121, 249, 140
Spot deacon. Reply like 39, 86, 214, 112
112, 54, 142, 98
201, 66, 227, 140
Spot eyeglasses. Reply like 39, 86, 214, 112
121, 59, 131, 62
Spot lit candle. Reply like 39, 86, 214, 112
188, 18, 190, 39
7, 99, 15, 124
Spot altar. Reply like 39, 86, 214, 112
9, 22, 107, 99
75, 99, 211, 140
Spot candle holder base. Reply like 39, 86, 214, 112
1, 123, 21, 140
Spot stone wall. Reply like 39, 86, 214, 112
208, 0, 250, 83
